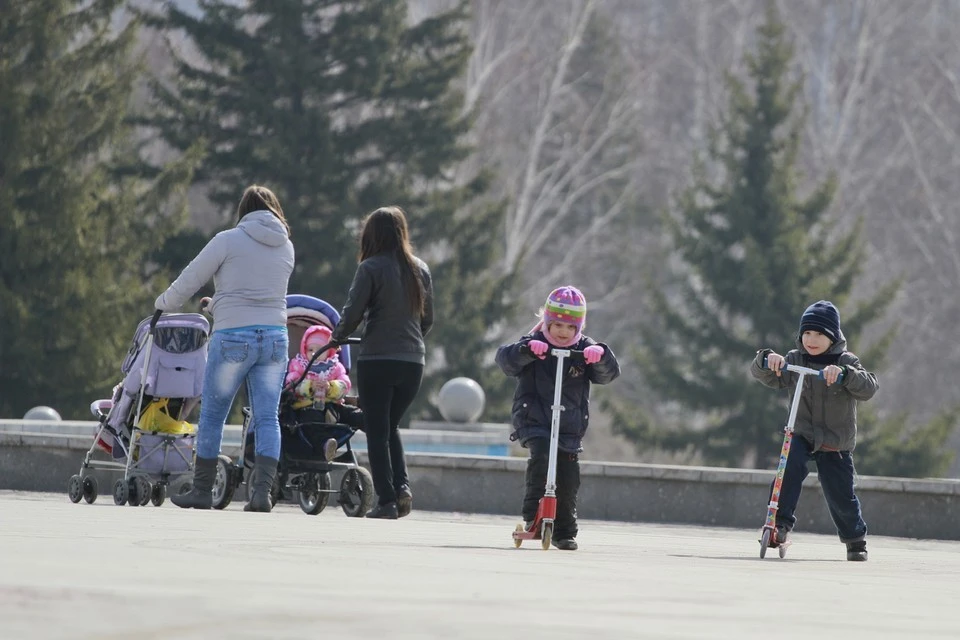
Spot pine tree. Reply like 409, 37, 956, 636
142, 0, 506, 419
0, 1, 199, 419
616, 2, 907, 467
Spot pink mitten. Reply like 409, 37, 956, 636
583, 345, 604, 364
528, 339, 549, 358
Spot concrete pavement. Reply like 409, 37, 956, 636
0, 491, 957, 639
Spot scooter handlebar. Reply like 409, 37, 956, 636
763, 356, 844, 384
519, 343, 586, 362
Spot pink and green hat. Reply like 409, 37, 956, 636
543, 286, 586, 331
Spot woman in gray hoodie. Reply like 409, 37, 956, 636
155, 185, 295, 512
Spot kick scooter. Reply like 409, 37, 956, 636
512, 346, 584, 550
759, 360, 842, 559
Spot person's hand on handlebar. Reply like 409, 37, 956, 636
822, 364, 843, 386
766, 352, 785, 377
583, 345, 604, 364
527, 339, 548, 359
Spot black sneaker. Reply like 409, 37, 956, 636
846, 540, 868, 561
366, 502, 398, 519
553, 538, 578, 551
397, 485, 413, 518
774, 526, 789, 547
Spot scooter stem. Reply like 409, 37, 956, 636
545, 349, 570, 496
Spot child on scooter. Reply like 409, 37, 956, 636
750, 300, 879, 561
496, 286, 620, 550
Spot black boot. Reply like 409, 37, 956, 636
244, 455, 279, 513
846, 540, 868, 561
366, 501, 398, 519
172, 457, 217, 509
396, 485, 413, 518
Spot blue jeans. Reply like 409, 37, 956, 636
196, 327, 287, 460
773, 434, 868, 543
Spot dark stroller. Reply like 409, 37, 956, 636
212, 295, 374, 515
68, 311, 209, 507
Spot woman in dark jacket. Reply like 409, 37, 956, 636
332, 206, 433, 519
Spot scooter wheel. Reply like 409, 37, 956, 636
541, 522, 553, 550
513, 523, 524, 548
759, 528, 771, 559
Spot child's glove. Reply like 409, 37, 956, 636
583, 345, 604, 364
326, 380, 347, 402
296, 379, 314, 400
527, 339, 549, 359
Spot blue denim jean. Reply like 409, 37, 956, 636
772, 433, 868, 543
196, 327, 288, 460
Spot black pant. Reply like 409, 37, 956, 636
522, 437, 581, 539
356, 359, 423, 506
771, 434, 867, 542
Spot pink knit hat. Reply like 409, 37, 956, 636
533, 286, 587, 347
301, 325, 335, 360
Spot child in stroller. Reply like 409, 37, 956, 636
284, 324, 357, 462
67, 311, 209, 507
213, 295, 374, 515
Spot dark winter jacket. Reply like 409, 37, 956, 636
332, 252, 434, 365
750, 332, 878, 452
496, 331, 620, 453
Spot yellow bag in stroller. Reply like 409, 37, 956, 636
138, 399, 196, 435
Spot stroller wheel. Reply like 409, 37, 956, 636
82, 476, 99, 504
137, 478, 152, 506
151, 483, 166, 507
339, 467, 375, 518
212, 455, 237, 510
127, 478, 142, 507
113, 479, 129, 506
67, 475, 82, 504
297, 472, 331, 515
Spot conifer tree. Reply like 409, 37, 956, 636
617, 2, 911, 467
143, 0, 506, 419
0, 1, 198, 418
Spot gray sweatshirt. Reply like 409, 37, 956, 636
155, 210, 295, 332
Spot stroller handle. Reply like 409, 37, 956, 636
763, 357, 844, 384
149, 309, 163, 332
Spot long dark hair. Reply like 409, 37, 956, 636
236, 185, 290, 235
359, 206, 424, 315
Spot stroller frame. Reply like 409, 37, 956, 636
207, 295, 374, 515
67, 311, 208, 508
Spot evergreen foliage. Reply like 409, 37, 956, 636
614, 2, 953, 475
0, 1, 198, 419
142, 0, 506, 420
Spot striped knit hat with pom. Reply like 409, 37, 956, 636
543, 286, 586, 332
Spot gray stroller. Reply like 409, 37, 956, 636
67, 310, 209, 506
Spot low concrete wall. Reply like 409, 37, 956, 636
3, 420, 959, 541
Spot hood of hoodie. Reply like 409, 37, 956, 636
238, 210, 289, 247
